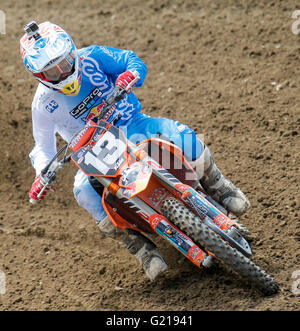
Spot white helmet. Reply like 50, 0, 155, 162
20, 21, 82, 96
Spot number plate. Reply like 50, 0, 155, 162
72, 120, 128, 177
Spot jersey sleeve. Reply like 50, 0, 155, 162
92, 45, 147, 87
29, 95, 57, 176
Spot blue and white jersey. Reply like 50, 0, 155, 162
29, 45, 147, 175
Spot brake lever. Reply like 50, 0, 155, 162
125, 71, 140, 92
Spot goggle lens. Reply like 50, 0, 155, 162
36, 54, 75, 83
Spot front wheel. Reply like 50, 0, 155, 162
161, 198, 279, 296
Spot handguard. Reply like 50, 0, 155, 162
69, 120, 98, 152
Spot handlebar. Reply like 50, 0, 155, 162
99, 70, 140, 120
29, 71, 140, 204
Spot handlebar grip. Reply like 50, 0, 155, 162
29, 198, 38, 204
124, 72, 140, 93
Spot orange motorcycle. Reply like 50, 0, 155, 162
32, 86, 279, 296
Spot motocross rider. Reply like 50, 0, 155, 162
21, 21, 250, 281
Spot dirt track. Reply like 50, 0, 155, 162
0, 0, 299, 311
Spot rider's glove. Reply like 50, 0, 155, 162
29, 175, 55, 202
116, 70, 138, 93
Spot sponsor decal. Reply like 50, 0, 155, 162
121, 163, 152, 198
188, 195, 209, 219
70, 87, 103, 119
182, 189, 209, 219
149, 214, 205, 266
69, 55, 136, 123
116, 98, 135, 121
213, 214, 234, 229
45, 99, 59, 113
188, 246, 201, 261
83, 103, 116, 123
81, 56, 135, 122
165, 225, 174, 237
149, 215, 164, 229
82, 56, 113, 94
174, 183, 190, 193
69, 125, 90, 150
173, 232, 185, 247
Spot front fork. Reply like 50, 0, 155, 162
99, 175, 209, 268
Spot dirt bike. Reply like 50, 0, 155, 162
30, 77, 279, 296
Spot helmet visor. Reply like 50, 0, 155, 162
38, 54, 75, 82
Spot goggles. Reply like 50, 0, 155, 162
34, 53, 75, 83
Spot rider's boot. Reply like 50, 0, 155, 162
189, 143, 250, 217
124, 230, 168, 280
97, 217, 168, 280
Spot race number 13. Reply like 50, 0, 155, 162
84, 130, 126, 175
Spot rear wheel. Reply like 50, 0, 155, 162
161, 197, 279, 296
